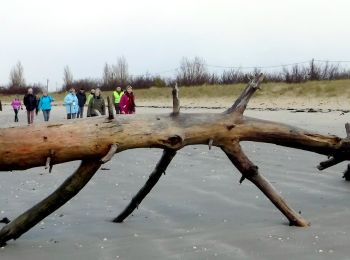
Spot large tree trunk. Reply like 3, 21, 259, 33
0, 110, 345, 171
0, 74, 349, 245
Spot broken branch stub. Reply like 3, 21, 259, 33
345, 123, 350, 138
226, 73, 264, 114
100, 144, 118, 164
44, 149, 55, 172
172, 83, 180, 115
107, 96, 114, 120
317, 123, 350, 170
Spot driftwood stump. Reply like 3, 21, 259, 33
1, 74, 350, 246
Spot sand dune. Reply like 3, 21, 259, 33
135, 96, 350, 112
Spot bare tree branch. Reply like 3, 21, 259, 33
222, 144, 309, 227
0, 160, 101, 246
114, 149, 177, 223
63, 65, 74, 87
172, 83, 180, 115
226, 73, 264, 114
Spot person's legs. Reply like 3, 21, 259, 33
42, 110, 46, 121
67, 113, 72, 120
30, 110, 35, 124
46, 110, 51, 121
43, 110, 50, 121
78, 106, 84, 118
14, 109, 18, 122
71, 113, 76, 119
27, 110, 30, 124
115, 103, 121, 114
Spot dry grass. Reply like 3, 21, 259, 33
1, 79, 350, 103
134, 79, 350, 101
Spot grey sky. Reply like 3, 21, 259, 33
1, 0, 349, 90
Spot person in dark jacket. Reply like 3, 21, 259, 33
23, 88, 37, 124
76, 88, 87, 118
87, 88, 105, 117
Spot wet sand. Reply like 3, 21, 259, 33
1, 106, 350, 259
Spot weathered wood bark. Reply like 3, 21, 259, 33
0, 160, 101, 246
222, 144, 309, 226
0, 111, 346, 171
0, 74, 349, 245
172, 83, 180, 115
100, 144, 118, 164
107, 96, 114, 120
317, 123, 350, 170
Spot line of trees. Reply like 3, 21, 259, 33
0, 61, 42, 95
62, 57, 167, 92
62, 57, 350, 92
1, 58, 350, 95
176, 58, 350, 85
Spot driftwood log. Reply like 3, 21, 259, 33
1, 74, 350, 246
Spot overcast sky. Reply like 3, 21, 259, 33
1, 0, 349, 90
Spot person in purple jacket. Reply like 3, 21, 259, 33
11, 96, 22, 122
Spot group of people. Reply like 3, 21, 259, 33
8, 85, 136, 124
63, 85, 135, 119
113, 85, 136, 115
11, 88, 55, 124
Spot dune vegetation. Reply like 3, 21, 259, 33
1, 79, 349, 105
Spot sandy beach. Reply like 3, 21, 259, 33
135, 95, 350, 112
1, 104, 350, 260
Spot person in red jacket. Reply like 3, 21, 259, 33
120, 85, 136, 114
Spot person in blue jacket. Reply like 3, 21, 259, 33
38, 91, 54, 122
64, 88, 79, 119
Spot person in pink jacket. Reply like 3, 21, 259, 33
120, 85, 136, 114
11, 96, 22, 122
